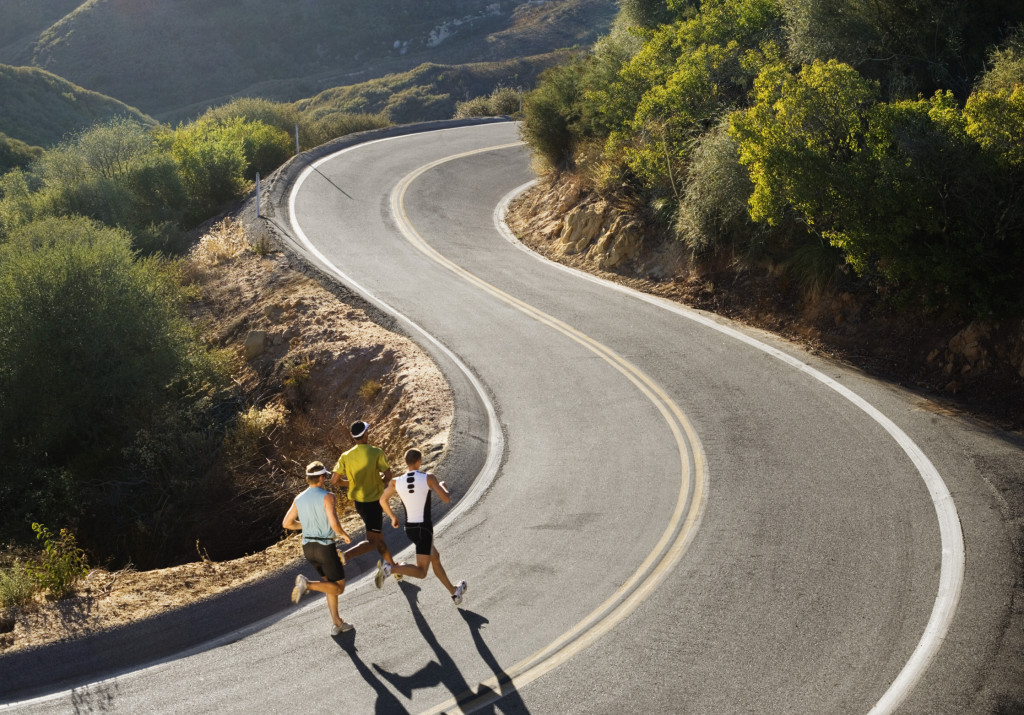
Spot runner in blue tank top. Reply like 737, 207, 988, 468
282, 461, 354, 634
377, 448, 467, 605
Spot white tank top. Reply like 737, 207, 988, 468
398, 470, 432, 525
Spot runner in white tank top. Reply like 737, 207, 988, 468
377, 448, 468, 605
398, 468, 433, 525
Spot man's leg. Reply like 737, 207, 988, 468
390, 554, 430, 579
341, 539, 375, 561
367, 530, 394, 565
307, 579, 346, 627
429, 547, 457, 594
345, 500, 393, 564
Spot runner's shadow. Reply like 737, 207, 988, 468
459, 609, 529, 714
372, 581, 528, 713
336, 634, 409, 714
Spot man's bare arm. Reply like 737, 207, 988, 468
427, 474, 451, 504
323, 493, 350, 542
282, 500, 301, 530
379, 480, 400, 528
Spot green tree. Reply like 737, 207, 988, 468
0, 132, 42, 175
732, 60, 1024, 313
729, 59, 879, 229
0, 216, 228, 553
618, 0, 675, 29
976, 30, 1024, 94
779, 0, 1024, 99
521, 60, 587, 169
965, 86, 1024, 168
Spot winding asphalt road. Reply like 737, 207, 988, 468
6, 121, 1022, 713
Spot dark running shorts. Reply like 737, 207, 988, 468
354, 499, 384, 533
405, 524, 434, 556
302, 541, 345, 582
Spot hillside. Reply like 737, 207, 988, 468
0, 64, 154, 147
0, 0, 79, 52
293, 54, 568, 125
0, 0, 617, 121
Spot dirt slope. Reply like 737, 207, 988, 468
0, 219, 453, 654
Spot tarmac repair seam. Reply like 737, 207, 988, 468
388, 143, 709, 715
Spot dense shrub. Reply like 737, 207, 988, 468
731, 61, 1024, 313
675, 118, 759, 254
0, 132, 42, 175
521, 61, 587, 169
0, 216, 232, 565
305, 112, 390, 148
454, 87, 523, 118
0, 560, 35, 610
27, 523, 89, 600
0, 120, 189, 252
519, 0, 1024, 316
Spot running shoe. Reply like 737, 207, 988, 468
452, 580, 467, 606
335, 542, 346, 565
331, 622, 354, 636
291, 574, 309, 604
374, 559, 387, 589
394, 572, 403, 582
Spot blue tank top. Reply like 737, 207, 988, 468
295, 486, 334, 544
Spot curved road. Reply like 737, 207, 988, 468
8, 121, 1022, 713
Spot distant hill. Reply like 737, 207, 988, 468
0, 64, 154, 147
0, 0, 80, 52
0, 0, 616, 120
294, 54, 571, 125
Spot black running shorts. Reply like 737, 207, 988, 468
354, 499, 384, 533
405, 524, 433, 556
302, 541, 345, 582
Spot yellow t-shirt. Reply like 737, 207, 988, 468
333, 444, 390, 502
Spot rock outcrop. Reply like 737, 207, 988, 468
514, 179, 645, 270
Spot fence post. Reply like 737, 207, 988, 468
295, 122, 300, 154
256, 172, 261, 217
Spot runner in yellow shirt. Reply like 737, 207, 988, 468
331, 420, 395, 583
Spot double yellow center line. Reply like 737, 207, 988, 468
389, 143, 709, 714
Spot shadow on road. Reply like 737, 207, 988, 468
67, 678, 120, 714
336, 632, 409, 715
371, 581, 529, 713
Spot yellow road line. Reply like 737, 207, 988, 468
389, 144, 709, 714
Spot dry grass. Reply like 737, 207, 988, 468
358, 379, 383, 402
190, 218, 249, 267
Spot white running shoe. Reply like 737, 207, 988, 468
374, 559, 386, 589
452, 580, 467, 606
291, 574, 309, 604
331, 622, 354, 636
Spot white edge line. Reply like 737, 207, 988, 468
1, 128, 506, 712
286, 130, 505, 541
494, 180, 965, 715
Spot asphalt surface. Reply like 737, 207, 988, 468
4, 121, 1021, 714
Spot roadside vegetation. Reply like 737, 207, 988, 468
294, 56, 549, 126
0, 103, 390, 581
520, 0, 1024, 320
0, 0, 601, 637
0, 2, 583, 607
